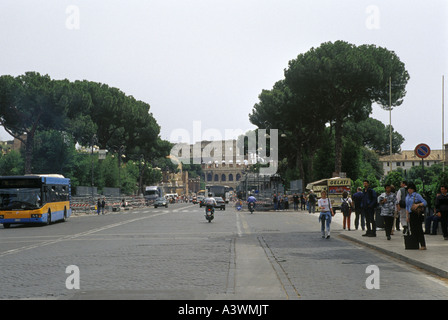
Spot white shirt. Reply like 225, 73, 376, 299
318, 198, 332, 212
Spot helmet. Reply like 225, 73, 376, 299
208, 192, 213, 197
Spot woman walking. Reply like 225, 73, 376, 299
318, 190, 334, 239
406, 182, 427, 250
378, 184, 397, 240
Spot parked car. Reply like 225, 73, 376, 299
154, 197, 168, 208
214, 197, 226, 210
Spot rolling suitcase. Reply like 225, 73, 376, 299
404, 229, 419, 250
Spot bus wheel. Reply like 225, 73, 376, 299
3, 223, 10, 228
46, 210, 51, 225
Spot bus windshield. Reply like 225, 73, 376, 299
0, 188, 42, 210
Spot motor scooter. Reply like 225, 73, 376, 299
205, 205, 214, 222
248, 202, 255, 214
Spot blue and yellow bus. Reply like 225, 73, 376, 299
0, 175, 71, 228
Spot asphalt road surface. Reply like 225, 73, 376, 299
1, 202, 448, 300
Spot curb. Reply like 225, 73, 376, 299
338, 233, 448, 279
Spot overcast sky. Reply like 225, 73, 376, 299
1, 0, 447, 152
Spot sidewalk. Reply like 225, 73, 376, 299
323, 210, 448, 279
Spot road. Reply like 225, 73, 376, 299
1, 202, 448, 300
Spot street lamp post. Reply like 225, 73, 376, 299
138, 154, 145, 196
91, 134, 98, 202
117, 145, 125, 197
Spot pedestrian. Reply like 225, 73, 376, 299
101, 197, 106, 214
435, 186, 448, 240
405, 182, 427, 250
341, 191, 353, 230
361, 180, 377, 237
273, 194, 278, 211
396, 180, 408, 234
352, 187, 365, 231
279, 194, 284, 211
425, 195, 440, 235
97, 198, 101, 215
284, 194, 289, 210
293, 193, 299, 211
300, 193, 306, 210
308, 190, 316, 214
378, 184, 397, 240
318, 190, 334, 239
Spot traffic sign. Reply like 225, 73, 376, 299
414, 143, 431, 159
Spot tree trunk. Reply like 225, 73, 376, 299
307, 150, 315, 183
296, 145, 306, 191
334, 118, 343, 175
24, 132, 35, 174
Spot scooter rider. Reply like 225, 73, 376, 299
204, 192, 217, 213
247, 194, 257, 210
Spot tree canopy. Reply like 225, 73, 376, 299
0, 72, 171, 193
250, 41, 409, 187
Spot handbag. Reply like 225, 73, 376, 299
404, 229, 419, 250
410, 194, 425, 222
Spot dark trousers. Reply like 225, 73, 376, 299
354, 207, 365, 230
409, 212, 426, 247
364, 207, 376, 234
440, 211, 448, 238
425, 215, 440, 234
383, 216, 394, 238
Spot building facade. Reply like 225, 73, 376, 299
379, 148, 446, 177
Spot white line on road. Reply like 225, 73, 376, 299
0, 212, 169, 258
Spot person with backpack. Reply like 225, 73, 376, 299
396, 181, 408, 234
308, 190, 316, 214
361, 180, 377, 237
341, 191, 353, 230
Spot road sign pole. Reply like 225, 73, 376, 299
422, 158, 424, 193
414, 143, 431, 193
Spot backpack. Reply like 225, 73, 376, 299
399, 187, 407, 209
308, 193, 316, 203
341, 198, 350, 215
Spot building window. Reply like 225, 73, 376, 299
214, 174, 219, 181
396, 162, 401, 167
229, 174, 234, 181
221, 174, 226, 182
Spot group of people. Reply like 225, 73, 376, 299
315, 179, 448, 250
272, 192, 318, 212
96, 198, 106, 215
272, 194, 290, 210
